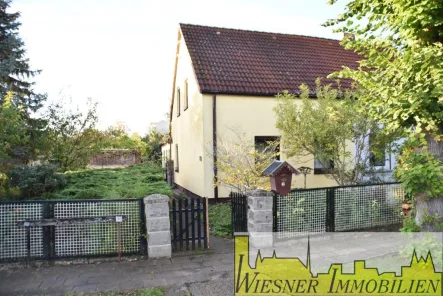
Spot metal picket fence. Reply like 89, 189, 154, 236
230, 192, 248, 236
170, 197, 208, 251
0, 199, 147, 261
273, 182, 405, 238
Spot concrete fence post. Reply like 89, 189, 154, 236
246, 189, 274, 249
143, 194, 172, 258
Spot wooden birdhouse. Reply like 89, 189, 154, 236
262, 160, 300, 195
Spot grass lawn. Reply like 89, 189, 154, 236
68, 287, 164, 296
45, 164, 172, 199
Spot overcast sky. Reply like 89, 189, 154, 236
11, 0, 349, 135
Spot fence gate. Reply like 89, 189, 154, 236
170, 197, 208, 251
230, 192, 248, 236
0, 199, 147, 261
273, 183, 405, 239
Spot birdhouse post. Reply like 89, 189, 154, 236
262, 160, 300, 195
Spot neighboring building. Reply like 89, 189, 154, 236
88, 149, 141, 168
161, 144, 170, 168
168, 23, 398, 199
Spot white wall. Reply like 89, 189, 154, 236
170, 32, 205, 197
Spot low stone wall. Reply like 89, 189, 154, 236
89, 149, 141, 168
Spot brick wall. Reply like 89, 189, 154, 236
89, 149, 141, 168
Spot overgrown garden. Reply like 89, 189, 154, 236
0, 0, 169, 201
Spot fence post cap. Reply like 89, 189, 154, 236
245, 189, 274, 197
144, 194, 169, 204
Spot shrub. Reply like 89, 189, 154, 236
400, 216, 421, 232
7, 164, 67, 199
47, 164, 172, 199
208, 203, 232, 237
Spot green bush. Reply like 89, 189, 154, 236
7, 164, 67, 199
209, 203, 232, 237
400, 216, 421, 232
49, 164, 172, 200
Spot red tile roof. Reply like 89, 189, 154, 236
180, 24, 360, 96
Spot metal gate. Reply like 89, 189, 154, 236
170, 197, 208, 251
230, 192, 248, 236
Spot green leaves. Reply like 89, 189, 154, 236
7, 164, 67, 200
327, 0, 443, 137
395, 146, 443, 198
0, 92, 32, 170
327, 0, 443, 200
208, 203, 232, 237
274, 81, 396, 185
44, 99, 105, 172
0, 0, 45, 112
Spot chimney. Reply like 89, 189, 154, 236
343, 32, 355, 41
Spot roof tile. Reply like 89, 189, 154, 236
180, 24, 360, 96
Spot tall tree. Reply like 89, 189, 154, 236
0, 0, 47, 165
45, 99, 105, 172
0, 92, 29, 170
274, 80, 397, 185
103, 122, 148, 156
142, 126, 167, 164
0, 0, 46, 111
326, 0, 443, 229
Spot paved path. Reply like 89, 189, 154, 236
0, 236, 235, 296
0, 233, 431, 296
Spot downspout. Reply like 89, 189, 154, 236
213, 93, 219, 202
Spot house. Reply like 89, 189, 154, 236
167, 23, 398, 200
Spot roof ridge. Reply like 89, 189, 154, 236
179, 23, 341, 42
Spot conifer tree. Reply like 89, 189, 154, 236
0, 0, 47, 165
0, 0, 46, 112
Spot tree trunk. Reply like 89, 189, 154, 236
414, 131, 443, 230
415, 196, 443, 230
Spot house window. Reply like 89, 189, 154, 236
369, 133, 386, 167
254, 136, 280, 163
314, 157, 333, 174
184, 80, 189, 110
175, 144, 179, 172
313, 144, 333, 174
162, 150, 167, 168
176, 88, 181, 117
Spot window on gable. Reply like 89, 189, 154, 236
254, 136, 280, 164
184, 79, 189, 110
176, 88, 181, 117
369, 133, 386, 167
313, 144, 333, 174
175, 144, 179, 172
